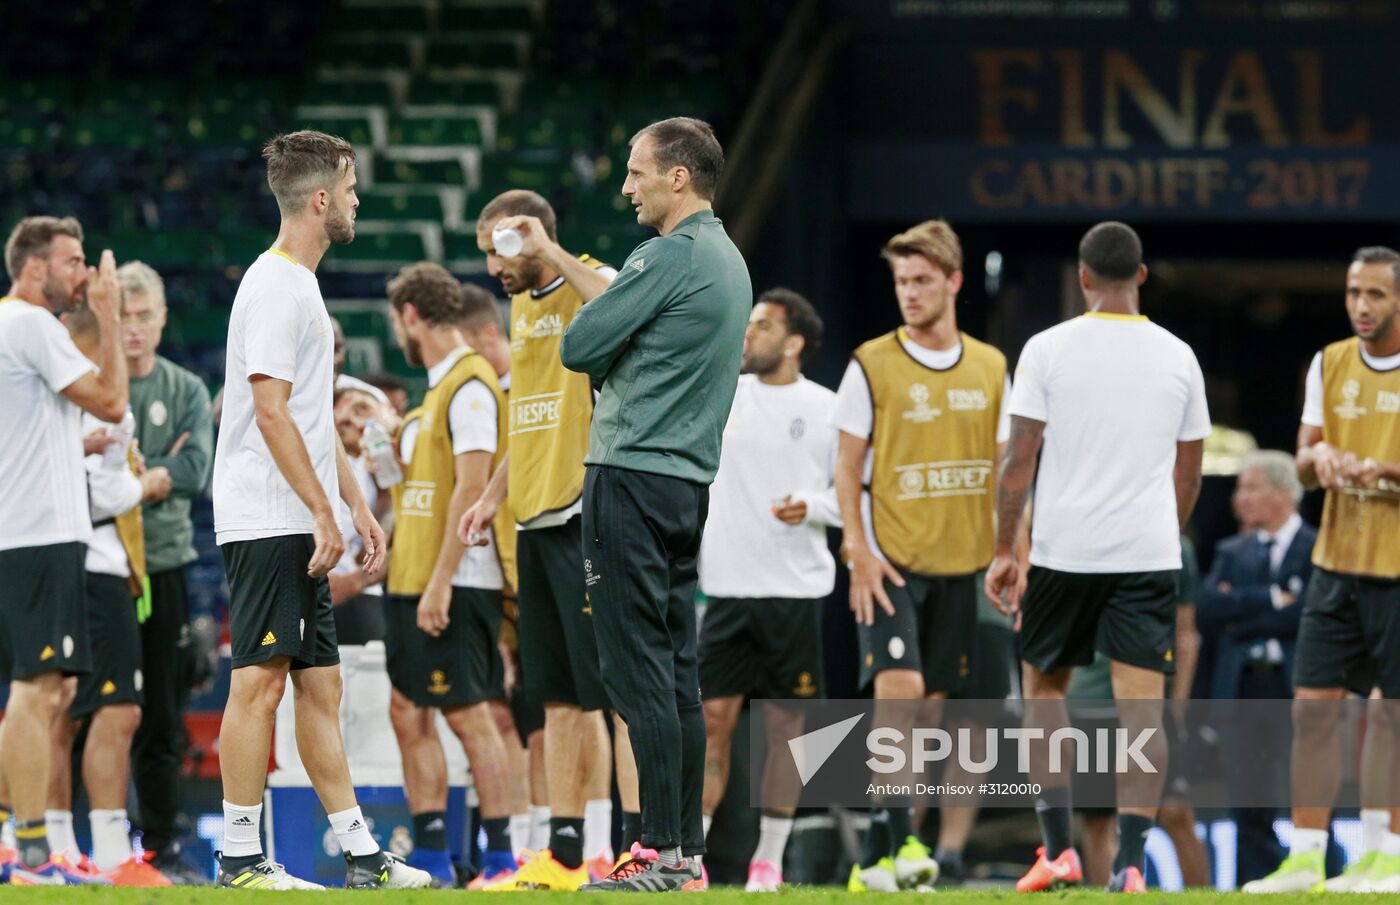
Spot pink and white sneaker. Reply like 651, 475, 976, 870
745, 859, 783, 892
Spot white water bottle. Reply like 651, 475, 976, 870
363, 420, 403, 489
492, 226, 524, 258
103, 409, 135, 469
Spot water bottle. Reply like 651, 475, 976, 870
362, 419, 403, 489
103, 409, 135, 469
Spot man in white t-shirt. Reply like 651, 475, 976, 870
382, 264, 516, 885
986, 222, 1209, 893
0, 216, 128, 885
832, 220, 1009, 892
695, 288, 839, 891
328, 385, 389, 645
210, 131, 427, 891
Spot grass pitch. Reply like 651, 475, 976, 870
0, 889, 1391, 904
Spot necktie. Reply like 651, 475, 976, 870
1258, 536, 1275, 584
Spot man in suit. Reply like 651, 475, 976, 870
1198, 450, 1317, 885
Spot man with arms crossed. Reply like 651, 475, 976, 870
697, 287, 838, 891
459, 190, 631, 889
833, 219, 1009, 893
383, 264, 515, 885
1244, 246, 1400, 893
560, 116, 750, 892
116, 260, 215, 883
211, 131, 429, 890
0, 217, 127, 885
986, 221, 1209, 893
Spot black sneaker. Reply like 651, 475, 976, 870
583, 856, 700, 892
151, 842, 212, 886
935, 848, 966, 886
344, 850, 433, 889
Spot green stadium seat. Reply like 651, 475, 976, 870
442, 229, 485, 263
0, 79, 72, 114
97, 80, 183, 115
178, 113, 265, 148
520, 78, 610, 111
294, 113, 375, 147
0, 114, 50, 149
496, 114, 597, 153
569, 188, 632, 223
337, 2, 431, 32
202, 80, 287, 116
441, 3, 536, 31
216, 229, 280, 267
389, 114, 484, 146
408, 77, 501, 107
559, 224, 647, 260
380, 157, 468, 185
167, 306, 230, 347
300, 78, 396, 107
330, 36, 415, 70
68, 115, 158, 150
479, 152, 579, 195
324, 231, 428, 264
356, 189, 445, 221
92, 231, 214, 268
426, 38, 521, 70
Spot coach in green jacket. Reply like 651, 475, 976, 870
118, 261, 213, 884
561, 117, 751, 890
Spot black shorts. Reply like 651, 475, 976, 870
384, 588, 505, 708
1017, 567, 1177, 675
516, 518, 608, 711
511, 684, 545, 742
222, 535, 339, 670
952, 621, 1016, 701
699, 597, 824, 701
0, 542, 90, 680
72, 573, 144, 717
334, 592, 387, 646
1294, 567, 1400, 696
858, 570, 978, 694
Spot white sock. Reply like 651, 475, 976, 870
510, 813, 532, 859
753, 815, 794, 866
45, 810, 78, 857
659, 845, 682, 867
1290, 827, 1329, 857
90, 809, 132, 872
1382, 832, 1400, 858
222, 800, 264, 858
583, 799, 613, 860
1363, 809, 1391, 854
529, 805, 551, 851
329, 806, 379, 857
702, 815, 713, 838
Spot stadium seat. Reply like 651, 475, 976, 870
335, 2, 431, 32
495, 114, 597, 153
389, 114, 485, 147
330, 35, 416, 70
380, 157, 468, 186
426, 37, 523, 70
441, 2, 537, 31
408, 76, 502, 107
324, 230, 428, 264
355, 188, 446, 221
294, 113, 376, 147
300, 77, 397, 108
442, 228, 486, 264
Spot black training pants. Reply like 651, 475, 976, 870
132, 567, 193, 853
582, 465, 708, 855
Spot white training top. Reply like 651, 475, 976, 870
1009, 314, 1211, 573
214, 252, 339, 544
831, 335, 1012, 563
397, 346, 504, 591
698, 375, 842, 599
333, 453, 384, 596
1301, 345, 1400, 428
83, 412, 143, 577
0, 300, 97, 551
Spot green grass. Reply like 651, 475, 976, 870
2, 890, 1396, 903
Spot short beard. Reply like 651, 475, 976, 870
741, 348, 784, 376
326, 199, 355, 245
42, 274, 79, 313
1358, 310, 1397, 343
403, 335, 423, 368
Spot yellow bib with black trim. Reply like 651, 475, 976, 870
389, 350, 508, 596
854, 329, 1006, 576
1314, 337, 1400, 578
506, 255, 608, 525
118, 448, 147, 596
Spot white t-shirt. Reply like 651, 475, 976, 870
699, 375, 842, 599
1301, 345, 1400, 427
83, 412, 143, 577
0, 300, 97, 551
213, 252, 340, 544
1009, 314, 1211, 573
333, 453, 384, 596
831, 335, 1012, 562
397, 347, 504, 591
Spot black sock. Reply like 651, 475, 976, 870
622, 811, 643, 850
220, 851, 265, 873
1034, 786, 1074, 859
412, 810, 447, 852
886, 807, 913, 855
483, 817, 511, 853
550, 817, 584, 869
1113, 814, 1153, 874
862, 809, 891, 868
15, 820, 50, 869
